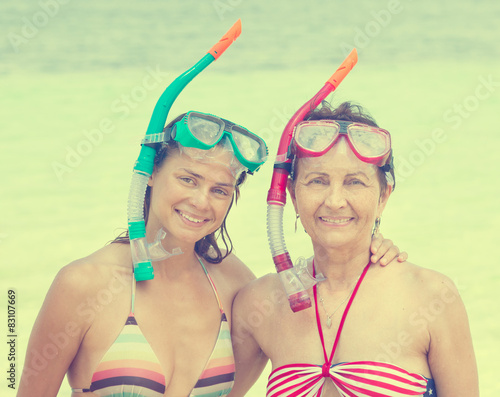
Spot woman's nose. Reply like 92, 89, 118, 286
324, 184, 347, 209
189, 188, 210, 209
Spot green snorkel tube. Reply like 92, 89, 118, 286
128, 20, 242, 281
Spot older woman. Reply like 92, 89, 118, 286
231, 102, 479, 397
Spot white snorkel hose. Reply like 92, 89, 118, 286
266, 49, 358, 311
127, 20, 242, 281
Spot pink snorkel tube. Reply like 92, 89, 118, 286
266, 49, 358, 312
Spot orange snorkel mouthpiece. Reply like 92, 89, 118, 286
208, 19, 242, 60
326, 48, 358, 87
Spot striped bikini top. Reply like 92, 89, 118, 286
73, 257, 235, 397
267, 262, 437, 397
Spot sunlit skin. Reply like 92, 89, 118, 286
147, 147, 237, 256
16, 125, 411, 396
231, 133, 479, 397
17, 146, 259, 397
289, 137, 391, 273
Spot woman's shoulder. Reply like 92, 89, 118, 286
208, 252, 257, 291
233, 272, 286, 309
382, 261, 460, 303
54, 243, 133, 296
243, 272, 282, 291
35, 244, 133, 335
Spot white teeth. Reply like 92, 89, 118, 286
321, 217, 351, 224
179, 211, 204, 223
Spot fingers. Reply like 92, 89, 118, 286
370, 233, 408, 266
397, 251, 408, 262
371, 238, 396, 266
370, 232, 384, 254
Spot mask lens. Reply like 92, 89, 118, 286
295, 124, 338, 152
231, 126, 266, 163
188, 114, 223, 145
348, 125, 389, 158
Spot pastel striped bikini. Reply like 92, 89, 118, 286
73, 257, 235, 397
266, 262, 437, 397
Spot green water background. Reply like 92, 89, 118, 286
1, 0, 499, 395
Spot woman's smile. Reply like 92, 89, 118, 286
147, 149, 237, 246
175, 208, 210, 227
318, 215, 354, 226
289, 139, 388, 251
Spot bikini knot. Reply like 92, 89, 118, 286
321, 362, 331, 378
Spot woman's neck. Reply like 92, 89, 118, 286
144, 219, 200, 280
312, 241, 371, 290
151, 251, 202, 280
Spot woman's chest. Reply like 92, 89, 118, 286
264, 289, 429, 371
71, 275, 234, 394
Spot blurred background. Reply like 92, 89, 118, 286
1, 0, 499, 395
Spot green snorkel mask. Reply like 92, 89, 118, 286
128, 20, 243, 281
163, 111, 268, 173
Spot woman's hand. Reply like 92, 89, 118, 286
370, 233, 408, 266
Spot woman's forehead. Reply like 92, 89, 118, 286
298, 139, 378, 178
169, 150, 237, 184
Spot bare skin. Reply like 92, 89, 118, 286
230, 140, 478, 396
18, 150, 254, 396
18, 148, 407, 397
231, 259, 478, 396
19, 241, 256, 396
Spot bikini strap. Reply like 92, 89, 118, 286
313, 261, 371, 367
130, 272, 136, 315
131, 258, 223, 315
313, 280, 329, 364
196, 255, 224, 314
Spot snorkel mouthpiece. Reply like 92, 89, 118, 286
128, 19, 242, 281
208, 20, 242, 60
266, 49, 358, 311
267, 48, 358, 205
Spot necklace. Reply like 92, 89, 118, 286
316, 269, 364, 329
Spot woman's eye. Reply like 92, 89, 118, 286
179, 177, 194, 184
347, 179, 365, 186
213, 188, 228, 196
308, 178, 325, 185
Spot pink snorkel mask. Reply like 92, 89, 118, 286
292, 119, 392, 170
266, 49, 358, 312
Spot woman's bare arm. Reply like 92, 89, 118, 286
426, 274, 479, 396
229, 283, 269, 397
18, 263, 93, 396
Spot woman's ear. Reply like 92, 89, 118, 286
287, 178, 298, 214
148, 173, 155, 187
377, 184, 392, 217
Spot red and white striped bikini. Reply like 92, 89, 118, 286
267, 262, 436, 397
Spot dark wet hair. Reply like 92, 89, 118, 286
112, 113, 248, 264
290, 101, 395, 194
